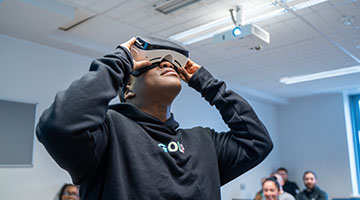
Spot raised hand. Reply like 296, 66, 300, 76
178, 59, 201, 83
121, 37, 151, 71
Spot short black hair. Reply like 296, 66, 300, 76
277, 167, 288, 173
263, 177, 280, 191
303, 170, 317, 179
58, 184, 78, 200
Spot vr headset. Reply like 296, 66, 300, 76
130, 36, 189, 76
120, 36, 189, 102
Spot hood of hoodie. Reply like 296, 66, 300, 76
109, 103, 180, 142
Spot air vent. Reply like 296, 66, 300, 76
59, 8, 95, 31
153, 0, 201, 14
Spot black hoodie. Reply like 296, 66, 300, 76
36, 46, 273, 200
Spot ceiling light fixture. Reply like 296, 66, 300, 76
182, 24, 233, 45
169, 0, 329, 45
246, 8, 287, 24
279, 65, 360, 84
169, 17, 231, 42
291, 0, 328, 10
153, 0, 200, 14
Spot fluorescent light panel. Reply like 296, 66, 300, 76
279, 65, 360, 84
182, 24, 234, 45
154, 0, 200, 14
169, 17, 231, 42
245, 8, 287, 24
169, 0, 329, 45
291, 0, 328, 10
176, 8, 285, 45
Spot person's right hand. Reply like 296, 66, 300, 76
121, 37, 151, 71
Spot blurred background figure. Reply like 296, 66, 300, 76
254, 177, 267, 200
57, 183, 80, 200
262, 177, 280, 200
296, 171, 327, 200
277, 167, 299, 197
272, 173, 295, 200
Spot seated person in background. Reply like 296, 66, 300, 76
277, 167, 300, 197
254, 177, 266, 200
272, 173, 295, 200
262, 177, 281, 200
296, 171, 327, 200
58, 183, 80, 200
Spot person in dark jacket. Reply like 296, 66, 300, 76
296, 171, 327, 200
36, 37, 273, 200
277, 167, 300, 197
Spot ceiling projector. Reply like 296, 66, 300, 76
213, 24, 270, 50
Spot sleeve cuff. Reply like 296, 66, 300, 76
116, 45, 134, 70
188, 67, 215, 93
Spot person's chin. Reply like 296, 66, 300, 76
266, 196, 276, 200
163, 77, 181, 87
306, 185, 314, 189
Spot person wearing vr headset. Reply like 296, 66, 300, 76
36, 36, 273, 200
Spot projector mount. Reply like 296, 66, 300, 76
229, 5, 243, 27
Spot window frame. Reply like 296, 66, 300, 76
349, 94, 360, 194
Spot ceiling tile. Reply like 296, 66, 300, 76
62, 0, 98, 8
4, 0, 360, 99
69, 15, 147, 45
88, 0, 128, 13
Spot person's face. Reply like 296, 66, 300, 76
304, 173, 317, 190
273, 174, 284, 186
132, 61, 182, 99
263, 181, 280, 200
277, 170, 288, 182
61, 186, 79, 200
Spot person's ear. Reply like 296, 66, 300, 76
124, 85, 136, 100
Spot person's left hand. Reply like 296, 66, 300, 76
178, 59, 201, 83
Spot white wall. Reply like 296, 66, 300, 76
278, 94, 353, 199
0, 34, 280, 200
0, 34, 93, 200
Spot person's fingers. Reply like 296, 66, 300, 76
178, 67, 191, 82
184, 59, 192, 69
189, 66, 198, 74
127, 37, 136, 47
184, 59, 200, 74
134, 59, 152, 71
178, 72, 187, 82
121, 37, 136, 50
184, 64, 194, 74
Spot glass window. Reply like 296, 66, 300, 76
349, 94, 360, 194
